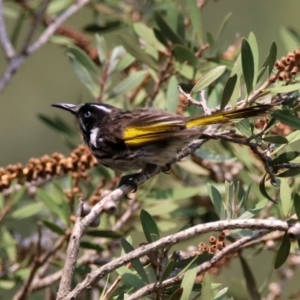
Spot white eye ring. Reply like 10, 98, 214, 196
84, 111, 91, 118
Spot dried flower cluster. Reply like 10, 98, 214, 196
196, 231, 238, 277
0, 145, 97, 191
199, 232, 226, 254
44, 19, 99, 64
271, 48, 300, 82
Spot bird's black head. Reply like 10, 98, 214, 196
52, 103, 113, 135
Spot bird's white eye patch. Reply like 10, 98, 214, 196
91, 104, 112, 113
90, 128, 99, 147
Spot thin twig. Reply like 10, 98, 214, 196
126, 228, 269, 300
0, 0, 89, 92
0, 0, 15, 58
21, 0, 51, 52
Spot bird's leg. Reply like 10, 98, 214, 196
118, 164, 160, 193
162, 163, 171, 174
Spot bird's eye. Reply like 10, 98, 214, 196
84, 111, 91, 118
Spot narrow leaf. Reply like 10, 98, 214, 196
122, 273, 145, 289
280, 178, 292, 217
86, 230, 121, 238
239, 256, 260, 300
267, 83, 300, 94
118, 33, 159, 70
180, 264, 198, 300
259, 174, 276, 203
207, 184, 224, 219
154, 12, 185, 45
262, 136, 288, 144
200, 273, 213, 300
241, 39, 254, 95
10, 203, 43, 219
274, 232, 291, 269
248, 32, 259, 88
68, 45, 98, 74
80, 241, 104, 252
109, 70, 148, 98
270, 151, 300, 166
191, 66, 226, 94
278, 168, 300, 177
42, 220, 65, 235
166, 75, 179, 113
121, 238, 149, 283
293, 193, 300, 221
186, 0, 203, 42
221, 74, 237, 110
140, 209, 160, 243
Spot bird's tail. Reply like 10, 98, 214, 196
185, 104, 273, 128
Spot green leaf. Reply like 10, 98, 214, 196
239, 199, 268, 219
207, 184, 224, 219
116, 52, 135, 72
200, 273, 213, 300
38, 114, 76, 136
122, 273, 145, 289
121, 238, 149, 283
274, 232, 291, 269
117, 33, 159, 70
259, 174, 276, 202
42, 220, 65, 235
0, 280, 15, 290
186, 0, 203, 43
166, 75, 179, 113
37, 189, 70, 225
235, 119, 252, 137
95, 34, 107, 64
262, 136, 288, 144
154, 12, 185, 45
248, 32, 259, 88
239, 256, 260, 300
109, 70, 148, 98
80, 241, 104, 252
173, 45, 198, 66
10, 202, 43, 219
241, 39, 254, 95
293, 193, 300, 221
161, 257, 176, 281
86, 230, 121, 238
47, 0, 73, 15
270, 151, 300, 166
267, 83, 300, 94
277, 168, 300, 177
148, 186, 202, 201
140, 209, 160, 243
259, 42, 277, 81
145, 202, 179, 216
170, 288, 183, 300
133, 22, 166, 53
216, 13, 232, 40
238, 183, 252, 211
221, 74, 238, 110
11, 187, 26, 206
280, 27, 300, 53
1, 227, 17, 261
68, 54, 99, 97
191, 66, 226, 94
180, 264, 198, 300
68, 45, 98, 74
281, 178, 292, 217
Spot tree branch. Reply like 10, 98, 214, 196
66, 219, 298, 299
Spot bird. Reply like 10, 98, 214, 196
52, 102, 272, 189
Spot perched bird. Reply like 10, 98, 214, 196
52, 102, 272, 188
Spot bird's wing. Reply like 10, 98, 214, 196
123, 109, 186, 146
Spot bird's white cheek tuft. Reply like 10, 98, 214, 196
90, 128, 99, 147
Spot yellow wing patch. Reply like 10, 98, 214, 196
124, 122, 183, 146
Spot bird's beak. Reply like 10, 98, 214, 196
51, 103, 78, 115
